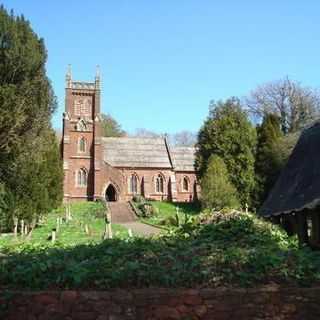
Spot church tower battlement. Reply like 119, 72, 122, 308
62, 66, 103, 202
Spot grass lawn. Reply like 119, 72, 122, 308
140, 201, 201, 227
0, 202, 129, 249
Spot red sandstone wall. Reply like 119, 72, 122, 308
175, 171, 197, 202
1, 286, 319, 320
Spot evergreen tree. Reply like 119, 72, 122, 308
196, 97, 257, 207
0, 7, 63, 231
254, 114, 283, 207
201, 155, 239, 210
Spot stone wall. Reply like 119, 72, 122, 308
1, 286, 320, 320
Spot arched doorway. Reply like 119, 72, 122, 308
105, 184, 117, 202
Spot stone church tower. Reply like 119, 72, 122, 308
62, 66, 103, 201
62, 67, 198, 203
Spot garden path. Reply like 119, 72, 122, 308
120, 221, 161, 237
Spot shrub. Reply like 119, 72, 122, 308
200, 155, 239, 210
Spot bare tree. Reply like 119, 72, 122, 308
169, 130, 197, 146
246, 77, 320, 134
132, 128, 161, 138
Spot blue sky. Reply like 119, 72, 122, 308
2, 1, 320, 134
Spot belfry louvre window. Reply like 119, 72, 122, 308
130, 174, 138, 194
79, 137, 86, 152
77, 168, 88, 187
156, 174, 164, 193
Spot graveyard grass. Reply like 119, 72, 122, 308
0, 202, 128, 249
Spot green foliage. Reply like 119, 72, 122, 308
101, 113, 126, 137
200, 155, 239, 210
0, 7, 63, 231
196, 97, 257, 207
1, 210, 320, 289
140, 201, 201, 227
254, 114, 284, 208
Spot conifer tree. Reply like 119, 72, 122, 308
0, 6, 63, 231
201, 155, 239, 210
196, 97, 256, 207
254, 114, 283, 208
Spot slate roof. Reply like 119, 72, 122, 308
102, 137, 172, 168
102, 137, 196, 171
259, 122, 320, 217
171, 147, 196, 171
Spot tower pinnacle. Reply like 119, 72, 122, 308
66, 64, 72, 88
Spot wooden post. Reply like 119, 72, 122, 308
51, 229, 56, 243
296, 212, 309, 246
84, 224, 89, 235
128, 228, 133, 237
311, 210, 320, 245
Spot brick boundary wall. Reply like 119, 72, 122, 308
1, 286, 320, 320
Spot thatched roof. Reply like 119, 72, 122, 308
102, 137, 196, 171
171, 147, 196, 171
259, 122, 320, 217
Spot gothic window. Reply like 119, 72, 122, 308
155, 174, 164, 193
77, 168, 88, 187
130, 174, 138, 194
79, 137, 86, 153
182, 177, 189, 192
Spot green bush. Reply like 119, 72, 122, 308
1, 210, 320, 289
200, 155, 239, 210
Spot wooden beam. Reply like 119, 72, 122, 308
311, 210, 320, 245
296, 212, 309, 246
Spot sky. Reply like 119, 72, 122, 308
2, 1, 320, 134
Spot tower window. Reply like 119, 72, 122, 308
77, 168, 88, 187
77, 119, 87, 131
182, 177, 189, 191
79, 137, 86, 153
130, 174, 138, 194
155, 174, 164, 193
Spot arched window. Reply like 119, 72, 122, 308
130, 174, 138, 194
156, 174, 164, 193
182, 177, 189, 191
77, 168, 88, 187
79, 137, 86, 153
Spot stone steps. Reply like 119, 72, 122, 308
107, 201, 137, 223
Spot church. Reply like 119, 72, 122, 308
62, 69, 198, 203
